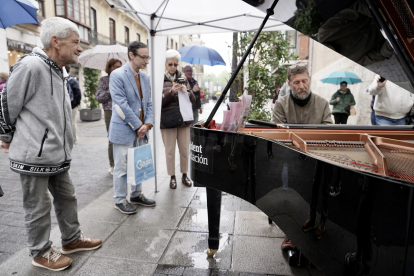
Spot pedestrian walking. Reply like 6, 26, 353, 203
0, 17, 102, 272
108, 41, 155, 214
95, 58, 122, 175
329, 81, 356, 124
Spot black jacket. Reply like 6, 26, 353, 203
68, 77, 82, 109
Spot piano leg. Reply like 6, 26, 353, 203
206, 187, 222, 258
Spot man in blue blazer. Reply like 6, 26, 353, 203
109, 41, 155, 214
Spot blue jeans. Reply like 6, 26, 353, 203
113, 139, 147, 204
375, 115, 406, 125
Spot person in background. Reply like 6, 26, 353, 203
200, 89, 205, 106
0, 17, 102, 272
278, 81, 290, 98
368, 75, 414, 125
183, 65, 202, 124
108, 41, 155, 214
0, 72, 9, 153
65, 65, 82, 144
161, 50, 195, 189
95, 58, 122, 175
0, 72, 8, 92
370, 95, 376, 125
329, 81, 356, 124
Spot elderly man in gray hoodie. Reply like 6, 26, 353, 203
0, 17, 101, 271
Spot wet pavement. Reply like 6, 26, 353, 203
0, 108, 324, 275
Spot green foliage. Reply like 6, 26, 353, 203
237, 31, 298, 121
83, 67, 100, 110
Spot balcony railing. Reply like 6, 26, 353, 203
89, 31, 127, 46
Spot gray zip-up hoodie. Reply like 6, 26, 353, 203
0, 47, 73, 176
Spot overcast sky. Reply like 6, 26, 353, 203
200, 32, 233, 76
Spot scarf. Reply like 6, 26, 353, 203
290, 91, 312, 107
165, 71, 176, 83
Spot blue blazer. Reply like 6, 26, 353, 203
108, 63, 154, 145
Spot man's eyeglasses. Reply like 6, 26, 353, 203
136, 54, 151, 61
289, 63, 307, 70
168, 63, 178, 67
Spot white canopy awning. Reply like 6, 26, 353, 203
107, 0, 292, 35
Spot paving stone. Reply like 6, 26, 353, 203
155, 264, 185, 275
74, 256, 157, 276
183, 267, 211, 276
178, 208, 235, 234
234, 211, 284, 238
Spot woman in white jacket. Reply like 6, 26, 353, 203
368, 75, 414, 125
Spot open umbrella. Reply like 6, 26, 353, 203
78, 44, 128, 71
0, 0, 38, 29
178, 45, 226, 66
320, 71, 362, 85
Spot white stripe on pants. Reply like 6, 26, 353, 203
161, 127, 190, 176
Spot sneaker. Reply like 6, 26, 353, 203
130, 194, 156, 207
314, 220, 326, 240
108, 166, 114, 175
61, 232, 102, 254
114, 199, 137, 214
32, 248, 72, 271
302, 218, 315, 232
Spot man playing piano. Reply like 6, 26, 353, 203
271, 63, 333, 250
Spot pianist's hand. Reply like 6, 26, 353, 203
336, 97, 340, 102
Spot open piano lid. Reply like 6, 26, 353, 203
244, 0, 414, 91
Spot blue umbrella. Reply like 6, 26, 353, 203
320, 71, 362, 85
0, 0, 38, 29
178, 45, 226, 66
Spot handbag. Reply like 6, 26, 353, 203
161, 106, 183, 128
350, 105, 357, 116
344, 104, 351, 114
127, 142, 155, 185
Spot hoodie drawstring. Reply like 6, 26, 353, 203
49, 65, 53, 96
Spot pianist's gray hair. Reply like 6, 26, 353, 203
40, 17, 80, 50
165, 49, 181, 62
287, 63, 309, 81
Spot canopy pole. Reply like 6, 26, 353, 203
204, 0, 279, 128
150, 18, 159, 193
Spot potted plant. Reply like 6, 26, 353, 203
80, 67, 102, 121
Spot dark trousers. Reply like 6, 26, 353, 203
334, 113, 349, 124
104, 110, 114, 167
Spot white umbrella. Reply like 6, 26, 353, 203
78, 44, 128, 71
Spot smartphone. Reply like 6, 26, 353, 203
378, 76, 386, 82
176, 77, 186, 85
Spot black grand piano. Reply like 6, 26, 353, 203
190, 0, 414, 275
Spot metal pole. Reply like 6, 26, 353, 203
150, 18, 158, 193
204, 0, 279, 128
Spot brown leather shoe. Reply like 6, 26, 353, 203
170, 175, 177, 189
61, 232, 102, 254
32, 248, 72, 271
314, 220, 326, 240
182, 173, 192, 187
302, 218, 315, 232
281, 236, 295, 251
